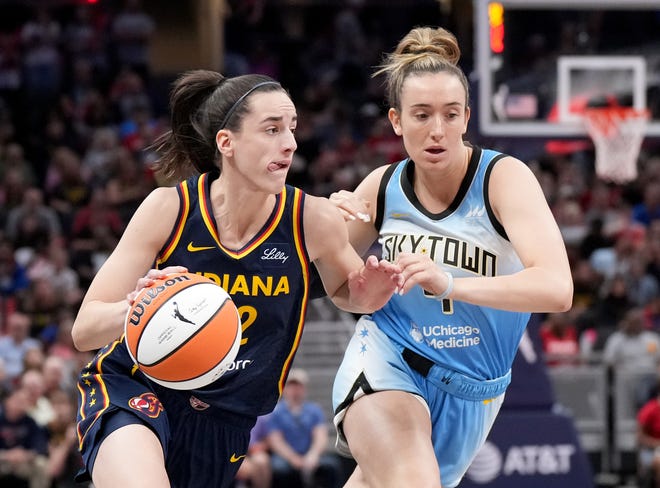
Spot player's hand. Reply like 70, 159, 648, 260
126, 266, 188, 303
329, 190, 371, 223
348, 255, 403, 311
395, 252, 451, 297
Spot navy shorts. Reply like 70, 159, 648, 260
76, 339, 255, 488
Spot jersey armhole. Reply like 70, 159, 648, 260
156, 180, 190, 263
484, 155, 509, 240
374, 162, 400, 231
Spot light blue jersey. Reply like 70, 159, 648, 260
333, 147, 532, 488
374, 147, 530, 380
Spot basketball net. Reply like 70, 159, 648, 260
582, 106, 649, 184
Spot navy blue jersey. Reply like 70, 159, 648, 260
156, 172, 312, 415
76, 173, 313, 486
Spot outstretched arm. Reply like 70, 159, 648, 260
304, 195, 401, 314
71, 187, 184, 351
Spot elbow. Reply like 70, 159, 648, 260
71, 324, 92, 352
549, 279, 574, 312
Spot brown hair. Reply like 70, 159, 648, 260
153, 70, 286, 180
374, 26, 469, 112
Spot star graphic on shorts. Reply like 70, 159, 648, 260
360, 343, 367, 355
359, 327, 369, 338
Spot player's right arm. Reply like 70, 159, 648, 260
328, 164, 389, 255
71, 186, 185, 351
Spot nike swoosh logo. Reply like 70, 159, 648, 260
187, 242, 215, 252
230, 453, 246, 463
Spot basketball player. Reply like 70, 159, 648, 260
329, 27, 573, 488
70, 70, 402, 488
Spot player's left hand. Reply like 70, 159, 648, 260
347, 255, 403, 311
126, 266, 188, 303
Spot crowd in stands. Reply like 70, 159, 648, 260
2, 0, 660, 486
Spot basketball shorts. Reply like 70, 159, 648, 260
332, 316, 508, 488
76, 338, 255, 488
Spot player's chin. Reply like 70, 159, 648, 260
261, 179, 286, 195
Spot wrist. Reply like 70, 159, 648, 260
434, 271, 454, 300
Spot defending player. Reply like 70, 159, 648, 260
330, 27, 573, 487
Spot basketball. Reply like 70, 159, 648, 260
124, 272, 241, 390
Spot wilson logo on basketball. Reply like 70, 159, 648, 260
127, 274, 193, 327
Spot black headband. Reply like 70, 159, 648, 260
219, 81, 281, 129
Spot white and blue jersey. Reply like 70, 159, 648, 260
333, 147, 531, 488
374, 147, 530, 380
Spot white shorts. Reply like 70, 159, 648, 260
332, 316, 507, 488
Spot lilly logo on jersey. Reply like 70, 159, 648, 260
261, 247, 289, 263
258, 243, 292, 268
126, 274, 192, 327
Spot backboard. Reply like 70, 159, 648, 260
474, 0, 660, 137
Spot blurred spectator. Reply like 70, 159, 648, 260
605, 307, 660, 412
68, 186, 123, 288
0, 240, 31, 322
109, 0, 156, 81
0, 387, 49, 488
637, 377, 660, 487
0, 143, 37, 188
61, 4, 109, 80
578, 217, 614, 261
645, 296, 660, 332
581, 181, 625, 238
267, 369, 340, 488
627, 254, 660, 307
45, 389, 82, 488
47, 314, 76, 367
0, 168, 31, 215
539, 312, 581, 366
571, 259, 602, 313
22, 347, 46, 377
19, 369, 55, 428
590, 225, 645, 280
20, 6, 63, 132
0, 312, 40, 384
41, 355, 74, 399
18, 278, 64, 341
0, 33, 21, 117
0, 357, 11, 401
4, 187, 61, 251
109, 68, 152, 126
81, 126, 121, 184
45, 147, 91, 234
577, 273, 635, 347
104, 147, 156, 224
69, 186, 123, 249
633, 181, 660, 227
235, 414, 273, 488
603, 307, 660, 374
26, 243, 82, 309
554, 196, 588, 249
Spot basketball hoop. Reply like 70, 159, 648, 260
582, 106, 649, 184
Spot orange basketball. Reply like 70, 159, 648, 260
124, 272, 241, 390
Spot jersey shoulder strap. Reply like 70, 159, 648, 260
374, 161, 404, 231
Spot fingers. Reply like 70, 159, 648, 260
127, 266, 189, 304
329, 190, 371, 222
364, 255, 402, 274
394, 253, 445, 295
